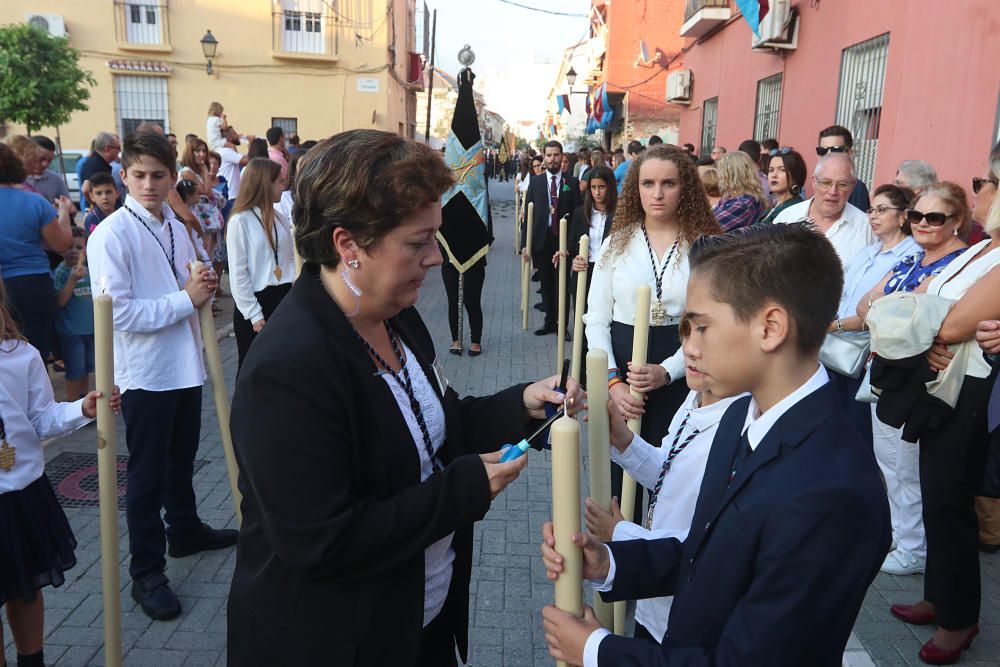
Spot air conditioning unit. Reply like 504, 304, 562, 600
751, 2, 798, 51
25, 13, 67, 38
666, 69, 692, 104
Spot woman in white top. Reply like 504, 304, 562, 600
887, 184, 1000, 664
226, 158, 295, 367
584, 144, 721, 521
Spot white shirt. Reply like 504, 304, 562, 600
925, 239, 1000, 378
610, 390, 748, 643
206, 115, 224, 151
381, 341, 455, 627
515, 172, 531, 195
772, 199, 873, 267
0, 340, 91, 493
226, 207, 296, 324
216, 146, 242, 200
86, 195, 206, 392
587, 209, 607, 261
276, 190, 295, 226
582, 367, 829, 666
584, 232, 689, 382
837, 236, 919, 319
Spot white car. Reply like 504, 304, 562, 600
52, 148, 88, 204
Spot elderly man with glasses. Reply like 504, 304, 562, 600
816, 124, 871, 211
772, 152, 874, 266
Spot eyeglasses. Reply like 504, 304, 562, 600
867, 205, 902, 216
972, 176, 998, 194
814, 177, 855, 192
769, 147, 794, 157
906, 209, 955, 226
815, 145, 848, 156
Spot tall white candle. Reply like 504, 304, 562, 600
556, 216, 568, 375
586, 349, 614, 628
551, 414, 582, 667
570, 234, 589, 382
522, 201, 535, 330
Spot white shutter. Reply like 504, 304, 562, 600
281, 0, 324, 53
125, 1, 162, 45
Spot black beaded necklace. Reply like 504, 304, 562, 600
356, 322, 441, 473
124, 204, 180, 287
640, 224, 679, 304
645, 411, 699, 529
251, 210, 282, 280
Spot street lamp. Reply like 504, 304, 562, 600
200, 30, 218, 75
566, 66, 577, 87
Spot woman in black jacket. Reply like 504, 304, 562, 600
227, 130, 581, 666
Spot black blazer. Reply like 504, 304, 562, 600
227, 264, 541, 666
598, 383, 891, 666
568, 204, 613, 262
522, 170, 582, 254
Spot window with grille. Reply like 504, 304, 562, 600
753, 73, 782, 142
114, 75, 169, 138
281, 0, 324, 53
272, 117, 298, 137
835, 33, 890, 188
125, 1, 162, 44
700, 97, 718, 158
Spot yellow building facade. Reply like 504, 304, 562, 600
2, 0, 423, 149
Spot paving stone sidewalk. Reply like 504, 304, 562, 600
9, 179, 997, 666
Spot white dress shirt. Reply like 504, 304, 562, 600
837, 237, 919, 319
582, 366, 829, 666
86, 195, 205, 392
772, 199, 873, 267
226, 207, 296, 324
587, 209, 607, 260
610, 390, 748, 643
217, 146, 243, 200
0, 340, 91, 494
276, 190, 295, 226
584, 232, 689, 381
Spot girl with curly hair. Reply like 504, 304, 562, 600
584, 144, 721, 521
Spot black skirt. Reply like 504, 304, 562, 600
234, 283, 293, 368
0, 474, 77, 605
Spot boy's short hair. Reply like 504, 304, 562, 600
689, 223, 842, 356
89, 172, 116, 189
818, 124, 854, 149
266, 126, 284, 146
71, 226, 88, 240
121, 133, 177, 174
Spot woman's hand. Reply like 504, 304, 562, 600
976, 320, 1000, 355
607, 398, 633, 450
571, 255, 587, 273
928, 340, 955, 372
626, 362, 669, 392
551, 249, 569, 268
523, 376, 585, 420
252, 319, 266, 333
609, 381, 645, 421
479, 450, 528, 499
584, 496, 624, 542
82, 385, 122, 419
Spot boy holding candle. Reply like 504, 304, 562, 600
540, 223, 891, 666
86, 132, 236, 622
53, 228, 94, 400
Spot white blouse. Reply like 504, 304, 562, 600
587, 210, 607, 261
925, 239, 1000, 378
226, 207, 296, 324
0, 340, 91, 494
584, 230, 689, 382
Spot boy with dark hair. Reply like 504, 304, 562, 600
817, 124, 870, 210
83, 172, 120, 233
87, 132, 236, 622
540, 223, 891, 666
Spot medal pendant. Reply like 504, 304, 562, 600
274, 266, 283, 280
650, 300, 667, 326
0, 439, 14, 472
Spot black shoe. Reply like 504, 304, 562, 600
167, 522, 238, 558
980, 540, 1000, 554
564, 331, 572, 342
468, 347, 482, 357
448, 347, 463, 356
131, 572, 181, 621
534, 303, 546, 311
531, 273, 540, 283
536, 288, 543, 294
535, 326, 556, 336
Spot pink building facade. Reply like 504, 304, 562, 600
677, 0, 1000, 194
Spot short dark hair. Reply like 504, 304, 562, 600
768, 149, 807, 194
683, 143, 696, 153
0, 143, 28, 185
121, 132, 177, 174
288, 134, 301, 146
266, 126, 284, 146
542, 140, 563, 154
89, 172, 116, 189
738, 139, 762, 164
760, 138, 778, 152
71, 226, 88, 240
818, 125, 854, 149
648, 135, 663, 146
293, 129, 454, 268
299, 140, 319, 151
690, 223, 842, 356
31, 135, 56, 152
247, 138, 269, 160
627, 140, 644, 156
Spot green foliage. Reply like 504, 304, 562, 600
0, 23, 96, 133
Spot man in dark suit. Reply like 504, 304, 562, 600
521, 139, 581, 335
540, 224, 891, 666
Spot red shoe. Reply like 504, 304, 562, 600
891, 603, 936, 625
918, 625, 978, 665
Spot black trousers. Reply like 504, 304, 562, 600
919, 376, 990, 629
441, 259, 485, 344
417, 610, 457, 666
533, 231, 567, 329
121, 387, 204, 580
826, 368, 873, 447
4, 273, 55, 360
609, 321, 689, 524
233, 283, 293, 368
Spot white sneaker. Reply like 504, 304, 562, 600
881, 548, 926, 575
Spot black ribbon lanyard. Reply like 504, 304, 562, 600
125, 205, 180, 287
640, 224, 679, 303
645, 411, 700, 529
251, 210, 279, 269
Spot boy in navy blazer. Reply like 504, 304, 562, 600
540, 223, 891, 666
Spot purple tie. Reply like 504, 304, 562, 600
549, 174, 558, 231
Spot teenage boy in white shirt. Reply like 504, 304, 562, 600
87, 132, 237, 622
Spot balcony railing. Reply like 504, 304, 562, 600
271, 10, 337, 60
114, 0, 171, 51
684, 0, 730, 23
681, 0, 731, 38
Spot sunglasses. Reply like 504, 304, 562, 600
769, 147, 794, 157
815, 145, 848, 156
867, 205, 902, 216
972, 176, 998, 194
906, 209, 955, 227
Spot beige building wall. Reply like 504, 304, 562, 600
2, 0, 419, 149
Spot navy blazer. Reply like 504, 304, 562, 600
599, 383, 891, 666
522, 171, 582, 254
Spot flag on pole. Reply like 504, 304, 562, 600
556, 94, 571, 116
735, 0, 770, 37
439, 67, 492, 273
